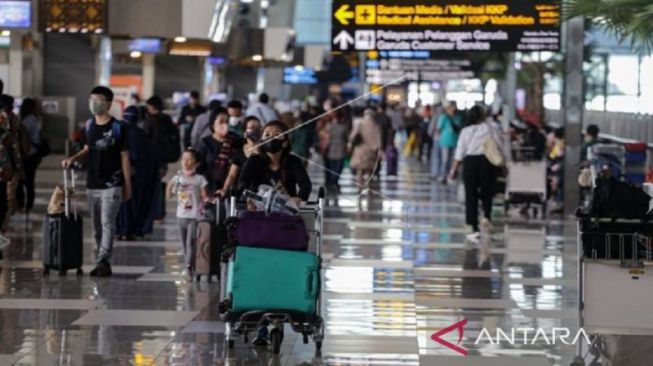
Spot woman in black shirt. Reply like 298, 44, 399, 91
197, 107, 243, 195
238, 120, 312, 203
219, 116, 262, 197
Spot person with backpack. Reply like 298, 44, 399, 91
144, 95, 180, 221
62, 86, 132, 277
0, 94, 23, 227
436, 101, 463, 184
16, 98, 43, 214
116, 106, 160, 241
178, 91, 206, 149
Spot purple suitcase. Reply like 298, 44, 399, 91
235, 211, 309, 251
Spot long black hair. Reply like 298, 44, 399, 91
467, 105, 486, 125
20, 98, 38, 120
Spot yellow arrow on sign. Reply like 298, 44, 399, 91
335, 4, 355, 25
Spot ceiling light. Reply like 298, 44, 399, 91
130, 51, 142, 58
174, 37, 187, 43
0, 30, 10, 37
252, 54, 263, 62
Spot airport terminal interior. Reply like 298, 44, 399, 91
0, 1, 653, 365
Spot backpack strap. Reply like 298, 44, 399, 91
86, 118, 123, 143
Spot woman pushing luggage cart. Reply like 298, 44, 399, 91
218, 187, 325, 355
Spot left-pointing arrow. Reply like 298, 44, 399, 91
333, 30, 354, 50
335, 4, 355, 25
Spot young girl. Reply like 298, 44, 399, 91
167, 149, 208, 280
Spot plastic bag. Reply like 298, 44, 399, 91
245, 185, 299, 215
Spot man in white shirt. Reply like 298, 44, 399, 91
246, 93, 278, 125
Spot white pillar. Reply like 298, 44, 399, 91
8, 31, 24, 96
142, 53, 155, 99
96, 36, 112, 86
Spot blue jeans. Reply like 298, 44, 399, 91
431, 140, 441, 177
88, 187, 123, 264
437, 147, 454, 179
326, 158, 345, 187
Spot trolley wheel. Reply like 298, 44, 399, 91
570, 356, 584, 366
58, 269, 67, 276
270, 328, 282, 354
227, 339, 235, 349
76, 268, 83, 277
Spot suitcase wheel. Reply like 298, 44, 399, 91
58, 269, 67, 276
76, 269, 84, 277
270, 328, 282, 354
570, 357, 584, 366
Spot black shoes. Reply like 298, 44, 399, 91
90, 261, 112, 277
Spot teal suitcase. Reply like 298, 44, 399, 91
227, 246, 320, 314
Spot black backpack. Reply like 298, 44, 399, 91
160, 119, 181, 163
589, 176, 651, 219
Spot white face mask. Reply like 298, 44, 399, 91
229, 116, 242, 127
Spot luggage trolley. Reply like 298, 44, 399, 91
504, 160, 548, 218
218, 189, 326, 355
572, 218, 653, 366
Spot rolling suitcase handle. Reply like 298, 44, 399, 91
62, 168, 75, 218
306, 268, 319, 299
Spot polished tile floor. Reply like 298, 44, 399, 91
0, 155, 598, 365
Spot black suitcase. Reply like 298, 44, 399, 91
194, 197, 228, 282
43, 169, 83, 276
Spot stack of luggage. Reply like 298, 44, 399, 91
218, 188, 325, 354
624, 143, 647, 186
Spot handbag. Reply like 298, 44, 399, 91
482, 123, 504, 167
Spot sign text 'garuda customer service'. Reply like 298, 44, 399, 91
331, 0, 561, 53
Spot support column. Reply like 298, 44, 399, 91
563, 17, 585, 215
8, 31, 24, 96
142, 53, 155, 99
95, 36, 112, 86
503, 53, 517, 160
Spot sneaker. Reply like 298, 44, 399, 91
480, 218, 494, 234
466, 232, 481, 244
181, 268, 192, 281
90, 261, 112, 277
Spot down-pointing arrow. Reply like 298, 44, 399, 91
333, 30, 354, 50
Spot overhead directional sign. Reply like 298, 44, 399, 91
365, 58, 478, 83
331, 0, 561, 53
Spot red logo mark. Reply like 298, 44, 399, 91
431, 318, 468, 356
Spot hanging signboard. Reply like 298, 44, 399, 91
365, 57, 479, 83
331, 0, 561, 53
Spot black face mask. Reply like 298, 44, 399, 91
245, 130, 261, 143
262, 138, 284, 153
